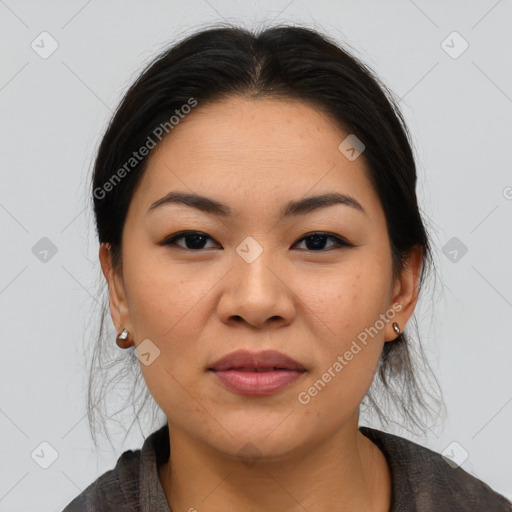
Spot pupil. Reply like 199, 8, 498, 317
307, 234, 327, 250
186, 234, 206, 249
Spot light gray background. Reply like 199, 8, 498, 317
1, 1, 511, 510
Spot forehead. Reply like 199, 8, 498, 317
131, 96, 381, 220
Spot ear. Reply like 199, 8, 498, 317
99, 243, 134, 345
387, 245, 423, 341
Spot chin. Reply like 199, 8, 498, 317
201, 418, 310, 463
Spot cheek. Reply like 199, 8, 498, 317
122, 252, 216, 417
121, 246, 235, 396
309, 258, 391, 343
302, 257, 390, 397
123, 246, 215, 341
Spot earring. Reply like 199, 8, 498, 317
392, 321, 403, 342
116, 328, 133, 349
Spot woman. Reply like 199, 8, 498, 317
62, 24, 512, 511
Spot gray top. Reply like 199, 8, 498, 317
62, 423, 512, 511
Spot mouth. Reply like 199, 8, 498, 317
214, 367, 300, 372
208, 350, 306, 396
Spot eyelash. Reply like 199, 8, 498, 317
160, 231, 354, 252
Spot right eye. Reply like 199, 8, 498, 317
160, 231, 221, 251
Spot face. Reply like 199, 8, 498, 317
101, 96, 421, 461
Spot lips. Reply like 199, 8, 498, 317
208, 349, 306, 372
208, 350, 306, 396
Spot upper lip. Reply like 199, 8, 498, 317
208, 350, 306, 372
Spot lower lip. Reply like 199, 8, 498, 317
210, 369, 305, 396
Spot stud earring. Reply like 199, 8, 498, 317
391, 321, 403, 342
116, 328, 132, 349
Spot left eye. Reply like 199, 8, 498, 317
293, 233, 351, 251
161, 231, 351, 252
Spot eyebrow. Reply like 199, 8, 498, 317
147, 191, 366, 220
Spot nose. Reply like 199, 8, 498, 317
216, 245, 296, 329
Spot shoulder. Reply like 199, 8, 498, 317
359, 426, 512, 511
61, 448, 141, 512
61, 423, 170, 512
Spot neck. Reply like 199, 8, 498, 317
158, 414, 392, 512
